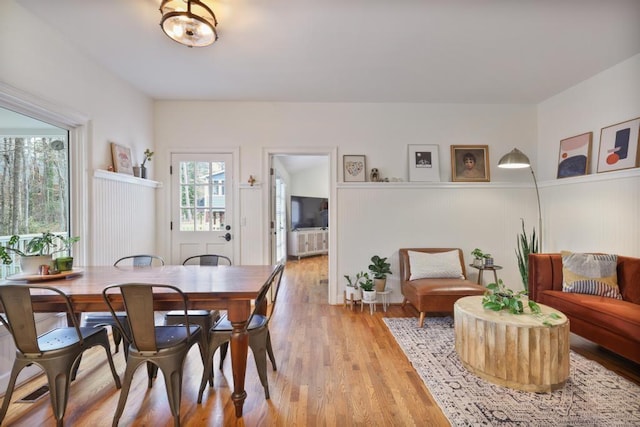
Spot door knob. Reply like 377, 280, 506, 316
220, 233, 231, 241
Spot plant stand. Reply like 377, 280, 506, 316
361, 298, 377, 315
377, 289, 392, 312
343, 289, 362, 311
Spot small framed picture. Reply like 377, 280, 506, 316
343, 155, 366, 182
557, 132, 592, 178
451, 145, 490, 182
110, 142, 134, 175
408, 144, 440, 182
596, 117, 640, 173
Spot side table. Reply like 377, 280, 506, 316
468, 264, 502, 286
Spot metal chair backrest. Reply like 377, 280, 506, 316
182, 254, 232, 266
0, 284, 82, 355
102, 283, 193, 352
114, 255, 165, 267
249, 263, 285, 328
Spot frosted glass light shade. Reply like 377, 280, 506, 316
160, 0, 218, 47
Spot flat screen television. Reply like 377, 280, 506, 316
291, 196, 328, 230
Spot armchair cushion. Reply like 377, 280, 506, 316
408, 249, 464, 280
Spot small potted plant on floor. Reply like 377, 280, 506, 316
344, 272, 365, 304
368, 255, 392, 292
359, 272, 376, 302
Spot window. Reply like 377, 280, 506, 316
179, 160, 226, 231
0, 106, 70, 278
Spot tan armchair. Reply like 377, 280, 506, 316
399, 248, 486, 327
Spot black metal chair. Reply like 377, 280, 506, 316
0, 284, 121, 427
164, 254, 230, 386
83, 254, 165, 355
182, 254, 232, 266
197, 263, 285, 402
103, 283, 203, 427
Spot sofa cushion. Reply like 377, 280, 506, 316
539, 290, 640, 341
408, 250, 464, 280
561, 251, 622, 300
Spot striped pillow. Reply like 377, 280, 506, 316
561, 251, 622, 299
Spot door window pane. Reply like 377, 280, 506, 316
179, 161, 225, 231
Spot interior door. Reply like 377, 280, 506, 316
171, 153, 234, 264
271, 168, 287, 264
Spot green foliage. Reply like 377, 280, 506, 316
482, 279, 562, 326
359, 272, 374, 291
344, 271, 368, 288
141, 148, 154, 167
471, 248, 492, 260
0, 232, 79, 265
516, 219, 538, 293
368, 255, 392, 279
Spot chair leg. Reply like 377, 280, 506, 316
159, 362, 184, 427
42, 353, 78, 427
402, 297, 407, 307
219, 342, 229, 369
250, 333, 270, 399
265, 330, 277, 371
113, 358, 144, 427
419, 312, 426, 328
0, 359, 29, 423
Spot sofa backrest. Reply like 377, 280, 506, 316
528, 253, 640, 304
399, 248, 467, 283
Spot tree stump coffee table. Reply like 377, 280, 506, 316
454, 295, 570, 392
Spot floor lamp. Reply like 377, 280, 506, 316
498, 148, 542, 250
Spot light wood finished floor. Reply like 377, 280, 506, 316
3, 255, 639, 426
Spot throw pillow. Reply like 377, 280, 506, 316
561, 251, 622, 299
408, 250, 464, 280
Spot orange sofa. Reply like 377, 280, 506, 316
399, 248, 486, 327
528, 253, 640, 365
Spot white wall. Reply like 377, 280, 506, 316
537, 54, 640, 256
0, 1, 158, 263
154, 102, 538, 302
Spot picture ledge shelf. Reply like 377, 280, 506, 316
94, 169, 162, 188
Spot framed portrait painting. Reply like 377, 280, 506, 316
596, 117, 640, 173
408, 144, 440, 182
451, 145, 490, 182
343, 155, 366, 182
110, 142, 134, 175
557, 132, 592, 178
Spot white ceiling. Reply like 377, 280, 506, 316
15, 0, 640, 104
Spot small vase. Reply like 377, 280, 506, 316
55, 256, 74, 272
140, 165, 147, 179
133, 166, 141, 177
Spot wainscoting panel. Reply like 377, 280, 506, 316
92, 171, 159, 266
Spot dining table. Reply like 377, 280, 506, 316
0, 263, 277, 418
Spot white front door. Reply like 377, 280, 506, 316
171, 153, 234, 264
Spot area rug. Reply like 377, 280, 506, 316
383, 317, 640, 426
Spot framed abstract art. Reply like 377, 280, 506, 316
557, 132, 592, 178
597, 117, 640, 173
343, 155, 366, 182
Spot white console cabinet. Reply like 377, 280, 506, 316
288, 229, 328, 259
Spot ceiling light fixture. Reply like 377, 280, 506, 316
159, 0, 218, 48
498, 148, 543, 250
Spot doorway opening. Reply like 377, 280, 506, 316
269, 152, 333, 302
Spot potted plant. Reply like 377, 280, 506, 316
359, 272, 377, 302
482, 279, 561, 326
344, 272, 364, 304
54, 235, 81, 271
516, 219, 538, 293
0, 232, 79, 274
140, 148, 154, 179
368, 255, 392, 292
471, 248, 493, 267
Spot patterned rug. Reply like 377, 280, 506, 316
383, 317, 640, 426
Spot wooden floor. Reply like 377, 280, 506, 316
3, 256, 639, 426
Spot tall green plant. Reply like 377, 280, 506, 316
516, 219, 538, 293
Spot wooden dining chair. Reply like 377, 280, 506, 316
83, 254, 165, 355
103, 283, 203, 427
0, 284, 121, 427
197, 263, 285, 403
164, 253, 230, 386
